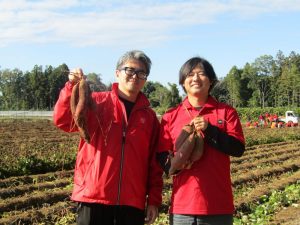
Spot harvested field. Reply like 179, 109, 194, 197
0, 119, 299, 224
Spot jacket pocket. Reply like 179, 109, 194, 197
74, 157, 93, 187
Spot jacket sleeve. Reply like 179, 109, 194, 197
156, 114, 173, 175
204, 108, 245, 157
53, 81, 78, 132
147, 116, 163, 207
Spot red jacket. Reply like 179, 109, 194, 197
53, 82, 163, 210
158, 96, 245, 215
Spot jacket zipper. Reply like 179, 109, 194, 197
116, 121, 126, 205
115, 106, 148, 205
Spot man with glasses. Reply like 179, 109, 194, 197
53, 50, 163, 225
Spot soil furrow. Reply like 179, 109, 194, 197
232, 161, 300, 187
0, 189, 71, 214
0, 179, 72, 199
0, 200, 76, 225
235, 170, 300, 212
231, 151, 300, 173
0, 170, 73, 188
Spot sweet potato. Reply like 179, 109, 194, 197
184, 133, 204, 170
169, 124, 204, 175
174, 124, 194, 150
70, 79, 92, 143
169, 124, 196, 175
189, 133, 204, 162
70, 82, 79, 116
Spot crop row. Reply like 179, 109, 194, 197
232, 160, 299, 187
1, 141, 299, 224
231, 140, 300, 163
0, 170, 73, 188
235, 170, 300, 212
0, 201, 76, 225
231, 150, 300, 173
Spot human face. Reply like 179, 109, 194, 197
183, 64, 211, 98
116, 59, 147, 97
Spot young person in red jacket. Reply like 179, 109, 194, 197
53, 50, 163, 225
157, 57, 245, 225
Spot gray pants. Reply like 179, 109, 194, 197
170, 214, 233, 225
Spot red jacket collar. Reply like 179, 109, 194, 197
111, 83, 150, 109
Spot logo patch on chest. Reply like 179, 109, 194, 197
140, 117, 146, 124
218, 119, 223, 124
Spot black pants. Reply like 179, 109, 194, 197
76, 202, 145, 225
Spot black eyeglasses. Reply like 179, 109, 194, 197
120, 67, 148, 80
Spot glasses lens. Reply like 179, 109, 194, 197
137, 72, 147, 80
124, 67, 135, 75
122, 67, 147, 80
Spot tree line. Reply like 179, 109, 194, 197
214, 50, 300, 108
0, 50, 299, 114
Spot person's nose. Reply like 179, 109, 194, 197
192, 73, 200, 81
130, 73, 138, 79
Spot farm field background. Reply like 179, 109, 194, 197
0, 119, 299, 225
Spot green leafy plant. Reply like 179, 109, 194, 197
234, 182, 300, 224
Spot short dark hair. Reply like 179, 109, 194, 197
116, 50, 152, 75
179, 57, 218, 93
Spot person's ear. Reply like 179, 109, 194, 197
115, 70, 121, 79
182, 82, 187, 91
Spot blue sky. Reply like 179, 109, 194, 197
1, 0, 300, 92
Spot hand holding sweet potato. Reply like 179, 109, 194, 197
69, 68, 94, 143
169, 123, 204, 175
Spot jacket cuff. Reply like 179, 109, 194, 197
204, 123, 219, 138
147, 194, 162, 207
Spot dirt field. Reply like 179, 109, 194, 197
0, 119, 299, 224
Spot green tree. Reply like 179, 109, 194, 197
148, 82, 166, 108
224, 66, 243, 107
44, 66, 53, 109
48, 64, 69, 109
167, 83, 181, 107
250, 55, 275, 108
271, 51, 286, 107
86, 72, 107, 92
211, 78, 229, 103
23, 71, 34, 109
287, 52, 300, 107
0, 69, 25, 110
142, 81, 156, 99
278, 62, 300, 107
143, 81, 182, 114
28, 65, 46, 109
240, 63, 255, 107
150, 84, 171, 114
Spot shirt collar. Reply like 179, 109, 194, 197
111, 83, 150, 109
182, 95, 218, 110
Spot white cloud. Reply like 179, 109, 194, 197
0, 0, 300, 47
227, 0, 300, 17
